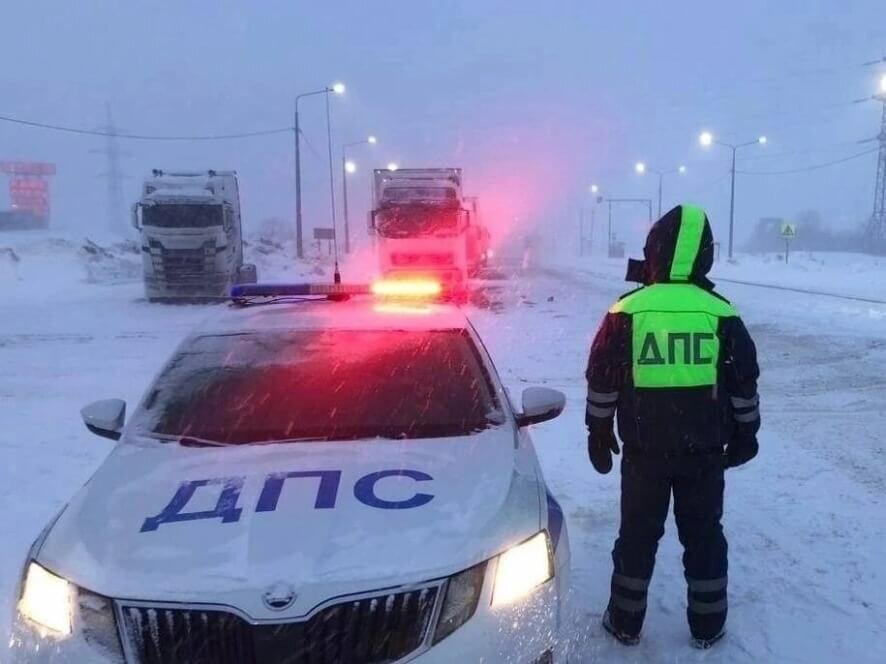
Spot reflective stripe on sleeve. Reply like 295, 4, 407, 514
589, 390, 619, 404
731, 395, 759, 408
734, 409, 759, 423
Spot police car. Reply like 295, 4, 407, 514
9, 279, 571, 663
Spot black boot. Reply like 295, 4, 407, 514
602, 610, 640, 646
691, 630, 725, 650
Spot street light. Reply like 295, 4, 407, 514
581, 184, 603, 256
341, 135, 378, 253
293, 82, 346, 259
634, 163, 687, 217
699, 130, 768, 259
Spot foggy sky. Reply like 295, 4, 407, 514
2, 0, 885, 254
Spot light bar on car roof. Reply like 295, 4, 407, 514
230, 283, 371, 298
230, 278, 443, 301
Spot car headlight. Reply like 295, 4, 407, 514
433, 562, 486, 644
18, 562, 74, 636
491, 531, 554, 607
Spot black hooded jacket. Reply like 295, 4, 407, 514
586, 205, 760, 456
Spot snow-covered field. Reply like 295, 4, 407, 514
1, 231, 884, 662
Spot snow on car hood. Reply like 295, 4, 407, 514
37, 427, 542, 620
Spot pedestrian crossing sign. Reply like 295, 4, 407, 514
780, 222, 797, 239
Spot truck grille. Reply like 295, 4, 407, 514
390, 252, 455, 267
119, 586, 440, 664
148, 239, 216, 283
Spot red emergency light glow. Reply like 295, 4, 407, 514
372, 302, 434, 316
370, 278, 442, 298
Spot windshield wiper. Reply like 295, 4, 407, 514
146, 433, 235, 447
245, 436, 330, 445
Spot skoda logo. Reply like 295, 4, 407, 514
262, 582, 297, 611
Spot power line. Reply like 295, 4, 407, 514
0, 113, 292, 140
736, 147, 878, 175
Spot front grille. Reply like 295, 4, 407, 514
148, 240, 216, 283
390, 252, 455, 267
119, 586, 440, 664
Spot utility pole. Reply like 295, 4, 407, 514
579, 207, 585, 256
868, 89, 886, 243
92, 103, 127, 234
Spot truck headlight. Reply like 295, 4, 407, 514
18, 562, 74, 636
491, 531, 554, 607
433, 562, 486, 644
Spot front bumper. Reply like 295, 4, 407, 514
7, 570, 564, 664
9, 529, 571, 664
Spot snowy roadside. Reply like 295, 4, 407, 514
548, 250, 886, 303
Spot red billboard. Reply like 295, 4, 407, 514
1, 161, 55, 221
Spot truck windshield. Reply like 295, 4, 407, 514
383, 187, 457, 202
133, 329, 501, 444
376, 205, 462, 238
142, 204, 222, 228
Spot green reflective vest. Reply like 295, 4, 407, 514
610, 283, 737, 389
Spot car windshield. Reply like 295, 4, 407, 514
142, 204, 222, 228
132, 329, 501, 444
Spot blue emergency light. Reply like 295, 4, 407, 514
230, 282, 371, 299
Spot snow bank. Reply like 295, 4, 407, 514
546, 250, 886, 302
0, 230, 339, 303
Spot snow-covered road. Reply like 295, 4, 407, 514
1, 236, 884, 662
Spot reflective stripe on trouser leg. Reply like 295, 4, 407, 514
587, 402, 616, 418
610, 574, 650, 612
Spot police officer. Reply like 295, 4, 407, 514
585, 204, 760, 648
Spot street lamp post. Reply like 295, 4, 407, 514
581, 184, 601, 256
341, 136, 377, 254
634, 162, 686, 218
699, 131, 766, 259
294, 83, 345, 259
604, 197, 654, 254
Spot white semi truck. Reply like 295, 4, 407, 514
131, 170, 255, 300
370, 167, 476, 297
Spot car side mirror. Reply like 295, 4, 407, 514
131, 203, 141, 230
80, 399, 126, 441
516, 387, 565, 427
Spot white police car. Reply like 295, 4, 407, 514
9, 280, 571, 663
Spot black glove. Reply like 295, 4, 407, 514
725, 435, 758, 469
588, 422, 620, 474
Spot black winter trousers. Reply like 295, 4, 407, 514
607, 452, 728, 640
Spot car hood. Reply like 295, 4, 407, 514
38, 428, 542, 620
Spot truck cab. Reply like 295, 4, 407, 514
131, 170, 255, 301
371, 168, 470, 297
